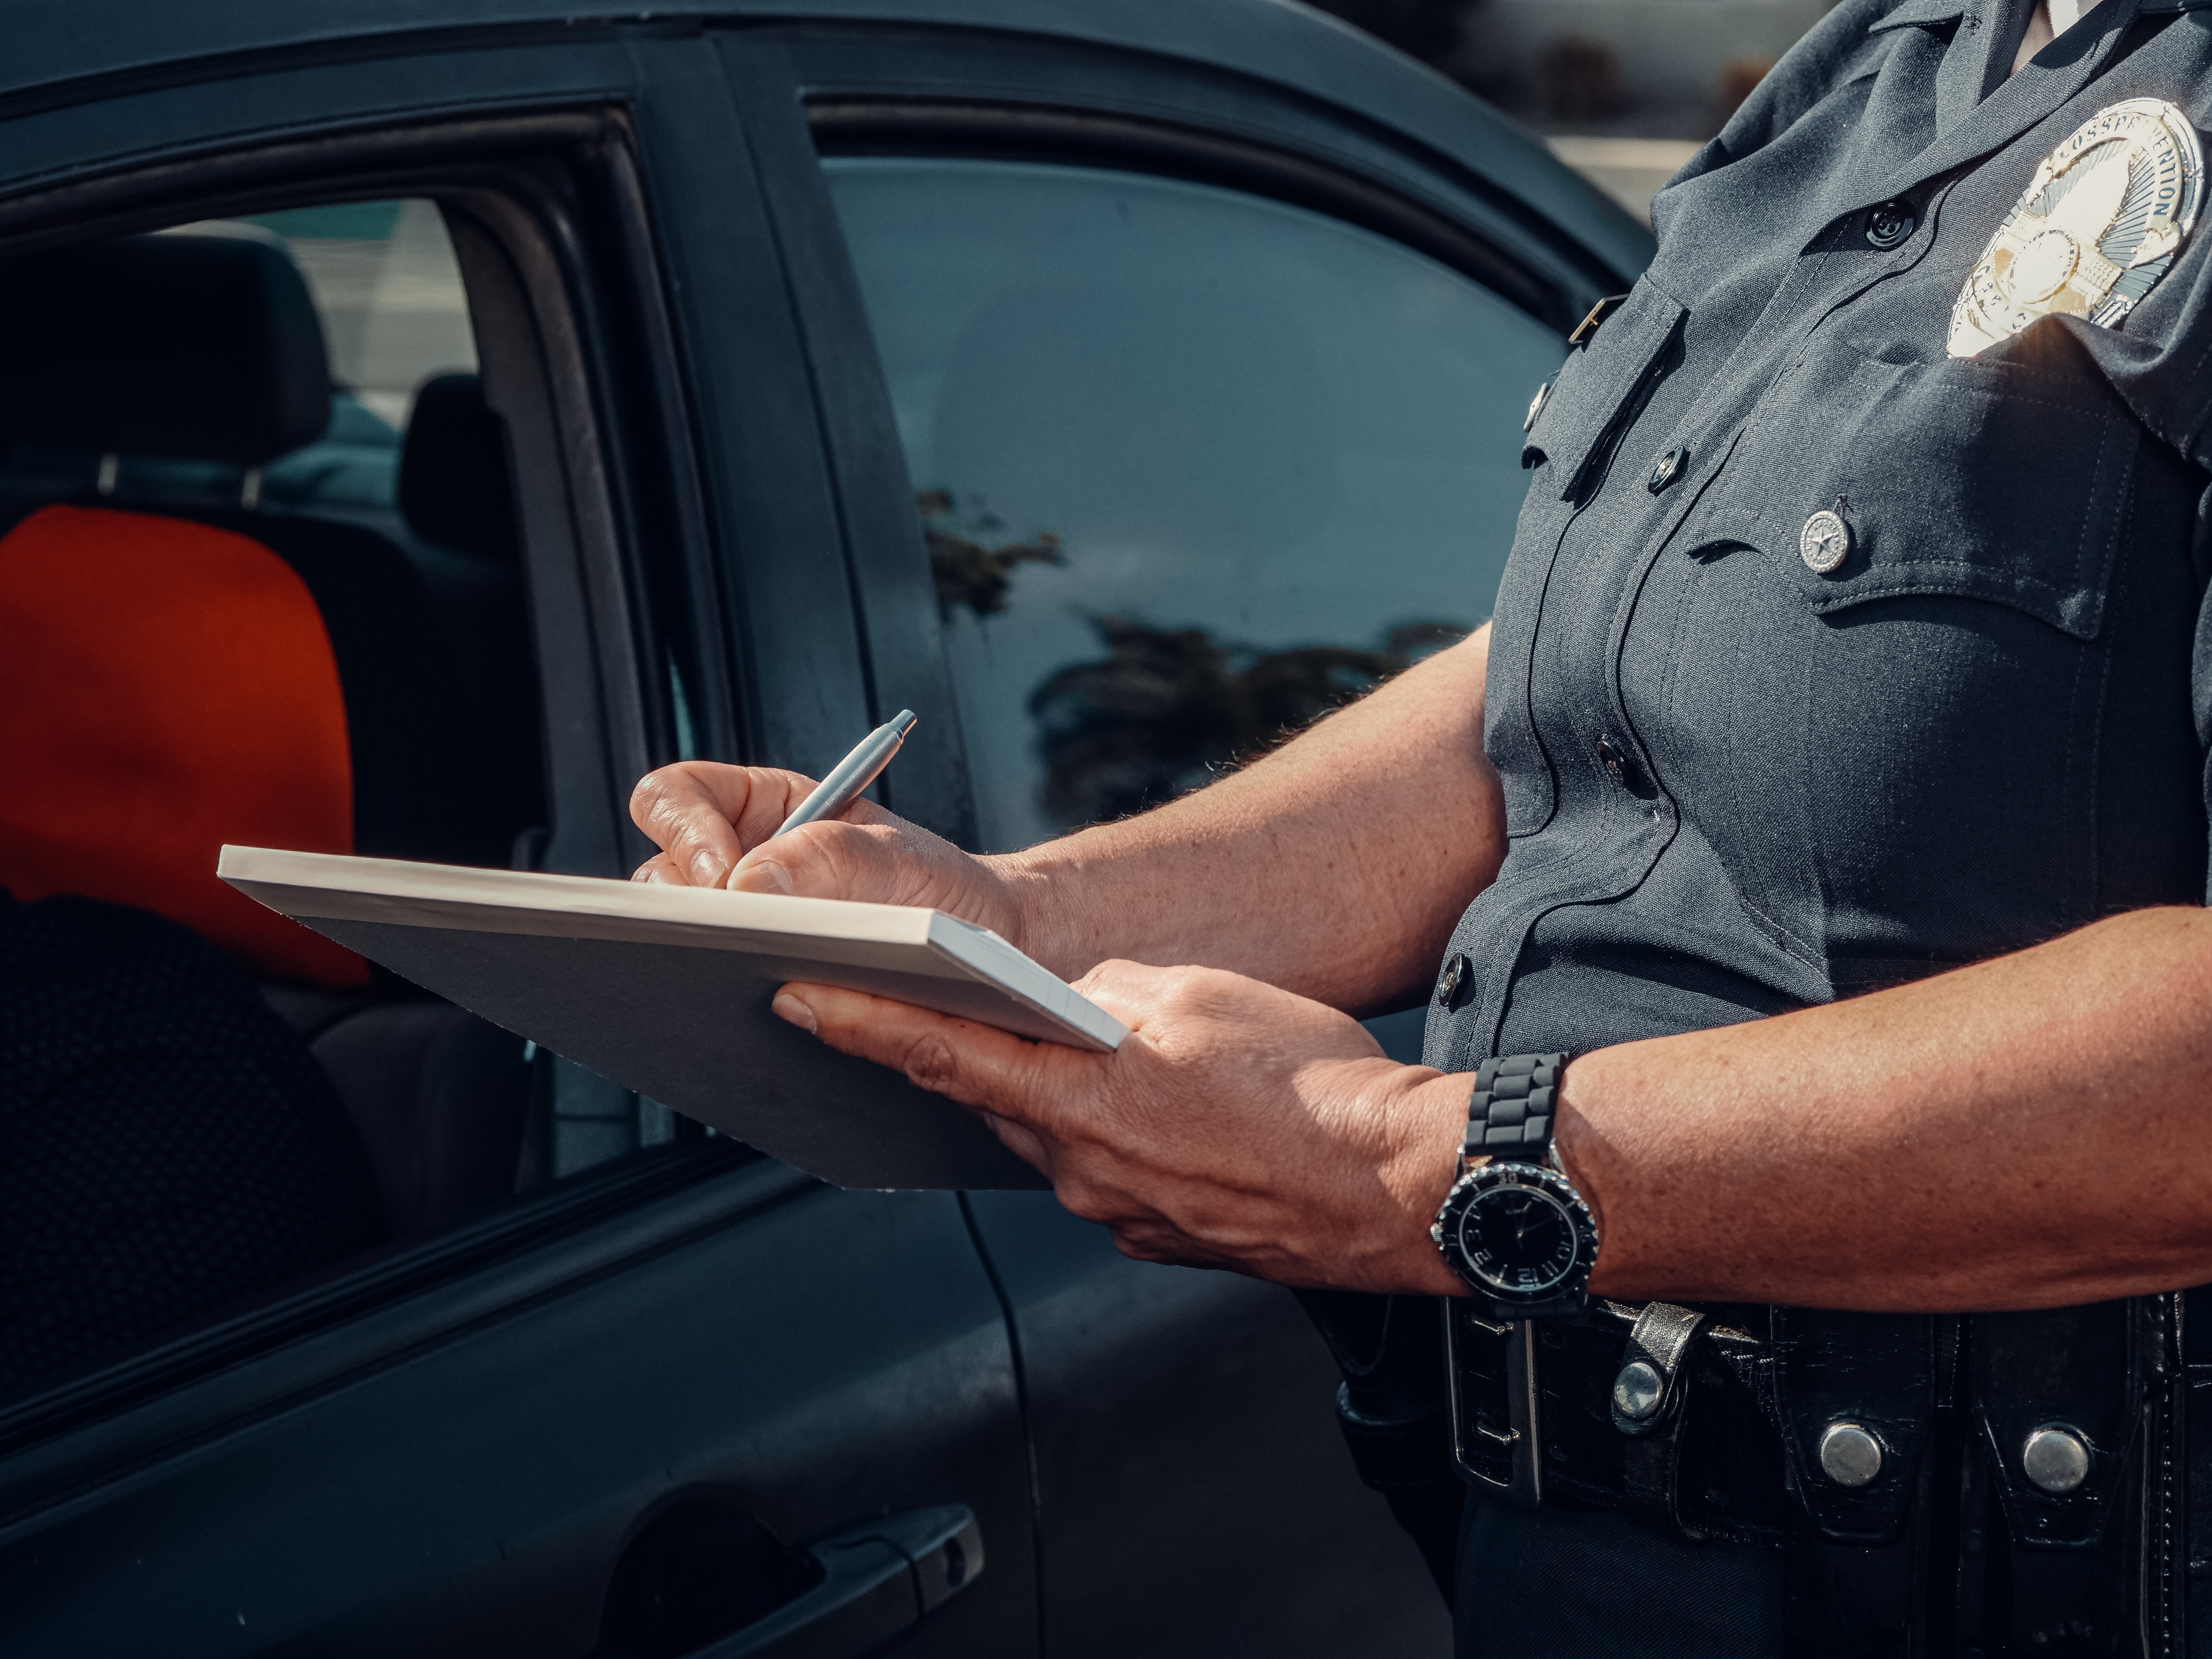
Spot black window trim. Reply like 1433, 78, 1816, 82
0, 110, 597, 246
806, 96, 1584, 338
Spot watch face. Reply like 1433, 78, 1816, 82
1451, 1180, 1583, 1296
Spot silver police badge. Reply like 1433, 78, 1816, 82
1948, 98, 2203, 359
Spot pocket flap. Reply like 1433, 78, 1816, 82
1694, 352, 2136, 640
1523, 280, 1687, 499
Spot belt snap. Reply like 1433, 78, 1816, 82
1817, 1421, 1885, 1487
1613, 1359, 1665, 1426
2021, 1424, 2093, 1494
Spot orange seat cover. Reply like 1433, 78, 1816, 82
0, 503, 366, 987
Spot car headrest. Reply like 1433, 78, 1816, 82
399, 373, 518, 563
0, 503, 367, 988
0, 233, 332, 466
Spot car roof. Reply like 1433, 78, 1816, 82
0, 0, 1653, 285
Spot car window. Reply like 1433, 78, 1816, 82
823, 157, 1567, 854
0, 192, 673, 1407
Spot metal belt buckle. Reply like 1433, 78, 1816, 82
1442, 1302, 1543, 1509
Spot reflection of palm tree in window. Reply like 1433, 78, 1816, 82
1030, 617, 1467, 829
918, 488, 1063, 619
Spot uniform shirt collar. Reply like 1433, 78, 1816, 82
1941, 0, 2034, 127
1857, 0, 2146, 207
1868, 0, 1972, 32
1865, 0, 2042, 127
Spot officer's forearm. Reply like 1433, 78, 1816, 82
1558, 905, 2212, 1310
995, 623, 1506, 1015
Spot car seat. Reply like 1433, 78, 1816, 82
0, 232, 530, 1242
388, 369, 543, 866
0, 492, 387, 1390
0, 892, 388, 1395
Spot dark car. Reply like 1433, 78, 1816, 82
0, 2, 1648, 1653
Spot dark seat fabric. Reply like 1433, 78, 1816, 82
182, 367, 544, 869
187, 504, 530, 870
389, 371, 542, 861
0, 891, 385, 1395
399, 372, 520, 565
261, 988, 532, 1240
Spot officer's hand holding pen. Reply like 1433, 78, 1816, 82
627, 714, 1036, 955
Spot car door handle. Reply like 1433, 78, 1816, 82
683, 1505, 984, 1659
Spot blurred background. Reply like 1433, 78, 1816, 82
1309, 0, 1839, 222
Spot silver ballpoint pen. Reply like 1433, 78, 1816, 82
771, 710, 919, 839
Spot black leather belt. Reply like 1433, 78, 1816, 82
1444, 1295, 1793, 1546
1431, 1293, 2186, 1657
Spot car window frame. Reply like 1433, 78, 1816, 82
0, 97, 761, 1475
759, 18, 1633, 326
808, 102, 1584, 335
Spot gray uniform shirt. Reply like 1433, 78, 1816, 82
1429, 0, 2212, 1650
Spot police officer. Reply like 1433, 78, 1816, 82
632, 0, 2212, 1649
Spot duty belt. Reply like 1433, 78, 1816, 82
1429, 1293, 2194, 1656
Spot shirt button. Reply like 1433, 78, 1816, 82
1646, 447, 1688, 494
1436, 952, 1473, 1010
1864, 200, 1917, 250
1524, 377, 1554, 434
1799, 507, 1852, 573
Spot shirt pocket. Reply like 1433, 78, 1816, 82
1664, 345, 2136, 967
1521, 280, 1689, 501
1493, 279, 1688, 839
1696, 348, 2135, 640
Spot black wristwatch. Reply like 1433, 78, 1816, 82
1431, 1053, 1598, 1321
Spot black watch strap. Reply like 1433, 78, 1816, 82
1464, 1053, 1566, 1168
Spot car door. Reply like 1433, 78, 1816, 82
0, 28, 1035, 1659
701, 20, 1635, 1657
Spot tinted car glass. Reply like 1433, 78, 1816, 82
824, 157, 1567, 853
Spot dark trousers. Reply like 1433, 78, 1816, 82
1454, 1492, 1784, 1657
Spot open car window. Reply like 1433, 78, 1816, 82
0, 192, 684, 1408
822, 157, 1568, 855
